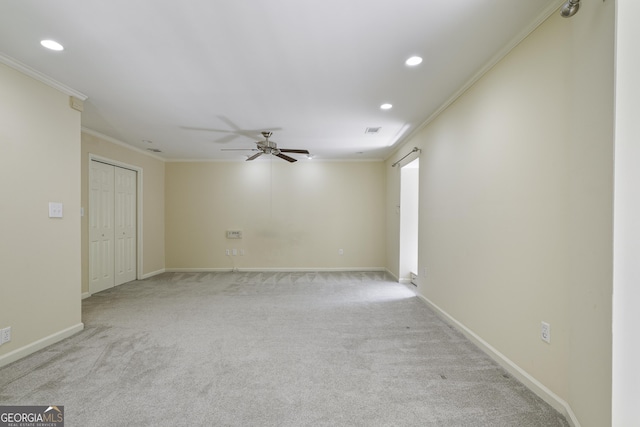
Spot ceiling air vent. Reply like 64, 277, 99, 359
365, 127, 381, 134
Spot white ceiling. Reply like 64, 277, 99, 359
0, 0, 563, 161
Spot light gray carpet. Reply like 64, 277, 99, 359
0, 271, 568, 426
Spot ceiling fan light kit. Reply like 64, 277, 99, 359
222, 131, 310, 163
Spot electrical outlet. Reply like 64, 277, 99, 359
48, 202, 63, 218
225, 249, 230, 256
232, 249, 237, 256
541, 322, 551, 343
1, 327, 11, 344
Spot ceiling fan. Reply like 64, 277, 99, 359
222, 131, 310, 162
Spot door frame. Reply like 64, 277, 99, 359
399, 158, 419, 284
89, 154, 143, 286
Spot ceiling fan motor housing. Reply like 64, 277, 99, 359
223, 131, 308, 162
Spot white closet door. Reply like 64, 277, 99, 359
114, 167, 137, 285
89, 161, 115, 294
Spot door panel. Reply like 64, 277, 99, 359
89, 160, 137, 294
114, 167, 136, 285
89, 161, 115, 294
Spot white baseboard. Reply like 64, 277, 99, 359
386, 269, 400, 282
165, 267, 387, 273
166, 268, 235, 273
141, 268, 166, 279
81, 269, 166, 299
237, 267, 387, 273
416, 294, 580, 427
0, 323, 84, 369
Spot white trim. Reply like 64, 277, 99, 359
82, 128, 166, 162
167, 268, 238, 273
141, 269, 166, 279
89, 154, 144, 282
165, 267, 387, 273
81, 266, 162, 296
165, 158, 384, 163
136, 169, 144, 282
386, 268, 400, 282
82, 129, 382, 163
89, 154, 143, 176
0, 323, 84, 369
0, 52, 87, 100
416, 294, 580, 427
385, 0, 565, 162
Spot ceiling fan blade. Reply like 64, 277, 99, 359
218, 132, 305, 163
246, 152, 264, 161
216, 115, 243, 131
279, 148, 310, 154
182, 117, 283, 143
275, 153, 297, 163
214, 134, 239, 144
217, 117, 284, 140
180, 125, 231, 132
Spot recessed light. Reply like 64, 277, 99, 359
40, 40, 64, 51
380, 103, 393, 110
405, 56, 423, 66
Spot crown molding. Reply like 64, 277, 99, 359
82, 127, 166, 162
0, 52, 87, 100
165, 157, 384, 163
386, 0, 565, 162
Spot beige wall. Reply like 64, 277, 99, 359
0, 2, 619, 422
81, 131, 166, 294
385, 157, 402, 280
0, 63, 83, 364
387, 2, 613, 426
564, 2, 614, 424
166, 160, 385, 270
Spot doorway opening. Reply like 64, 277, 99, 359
399, 158, 419, 285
